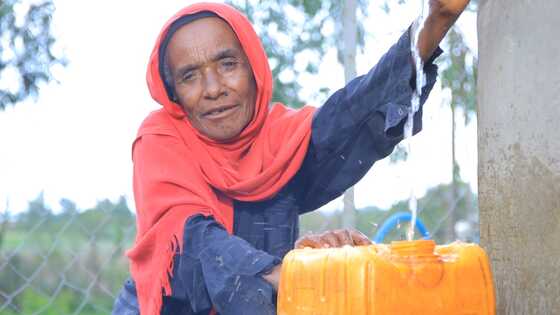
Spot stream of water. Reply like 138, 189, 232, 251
405, 0, 429, 242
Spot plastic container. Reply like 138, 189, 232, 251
277, 240, 495, 315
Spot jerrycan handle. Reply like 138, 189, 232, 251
374, 211, 430, 243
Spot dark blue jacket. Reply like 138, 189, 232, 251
113, 29, 441, 315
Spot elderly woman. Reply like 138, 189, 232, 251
113, 1, 470, 314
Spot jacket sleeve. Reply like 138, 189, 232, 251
112, 216, 281, 315
112, 278, 141, 315
296, 27, 442, 213
162, 215, 281, 315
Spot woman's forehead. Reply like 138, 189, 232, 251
167, 17, 243, 59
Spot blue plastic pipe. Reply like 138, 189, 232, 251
373, 211, 430, 243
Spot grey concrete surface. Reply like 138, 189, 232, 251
478, 0, 560, 314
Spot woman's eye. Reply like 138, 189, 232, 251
181, 72, 196, 82
221, 59, 237, 69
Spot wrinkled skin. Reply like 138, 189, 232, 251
166, 17, 257, 142
295, 229, 372, 249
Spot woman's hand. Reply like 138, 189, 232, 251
262, 264, 282, 291
429, 0, 471, 18
295, 229, 372, 249
262, 230, 371, 290
417, 0, 471, 61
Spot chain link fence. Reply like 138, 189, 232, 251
0, 197, 135, 315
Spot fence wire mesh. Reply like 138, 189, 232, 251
0, 197, 135, 315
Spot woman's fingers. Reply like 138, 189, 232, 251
295, 229, 372, 249
295, 234, 323, 249
320, 231, 341, 248
333, 229, 354, 246
349, 229, 373, 246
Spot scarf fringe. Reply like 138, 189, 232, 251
153, 234, 183, 315
154, 233, 219, 315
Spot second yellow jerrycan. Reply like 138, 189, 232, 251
277, 240, 495, 315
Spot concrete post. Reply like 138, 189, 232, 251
478, 0, 560, 314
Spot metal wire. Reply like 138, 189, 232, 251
0, 206, 136, 315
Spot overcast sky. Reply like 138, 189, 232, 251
0, 0, 478, 214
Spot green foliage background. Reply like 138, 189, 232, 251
0, 195, 135, 315
0, 0, 65, 110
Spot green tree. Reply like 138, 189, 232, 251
440, 26, 477, 240
14, 192, 52, 230
59, 198, 77, 214
0, 201, 9, 251
0, 0, 65, 110
226, 0, 369, 108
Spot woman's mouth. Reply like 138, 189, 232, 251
202, 104, 239, 119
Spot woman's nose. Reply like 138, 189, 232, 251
203, 69, 226, 100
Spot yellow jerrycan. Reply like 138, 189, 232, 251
277, 240, 495, 315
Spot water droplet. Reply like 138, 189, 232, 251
340, 155, 345, 160
228, 290, 235, 302
358, 160, 363, 165
216, 256, 224, 266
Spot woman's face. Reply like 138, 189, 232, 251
166, 17, 257, 142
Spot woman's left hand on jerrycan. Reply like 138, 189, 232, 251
295, 229, 372, 249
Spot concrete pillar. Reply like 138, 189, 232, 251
478, 1, 560, 314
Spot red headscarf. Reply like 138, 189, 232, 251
126, 3, 315, 314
